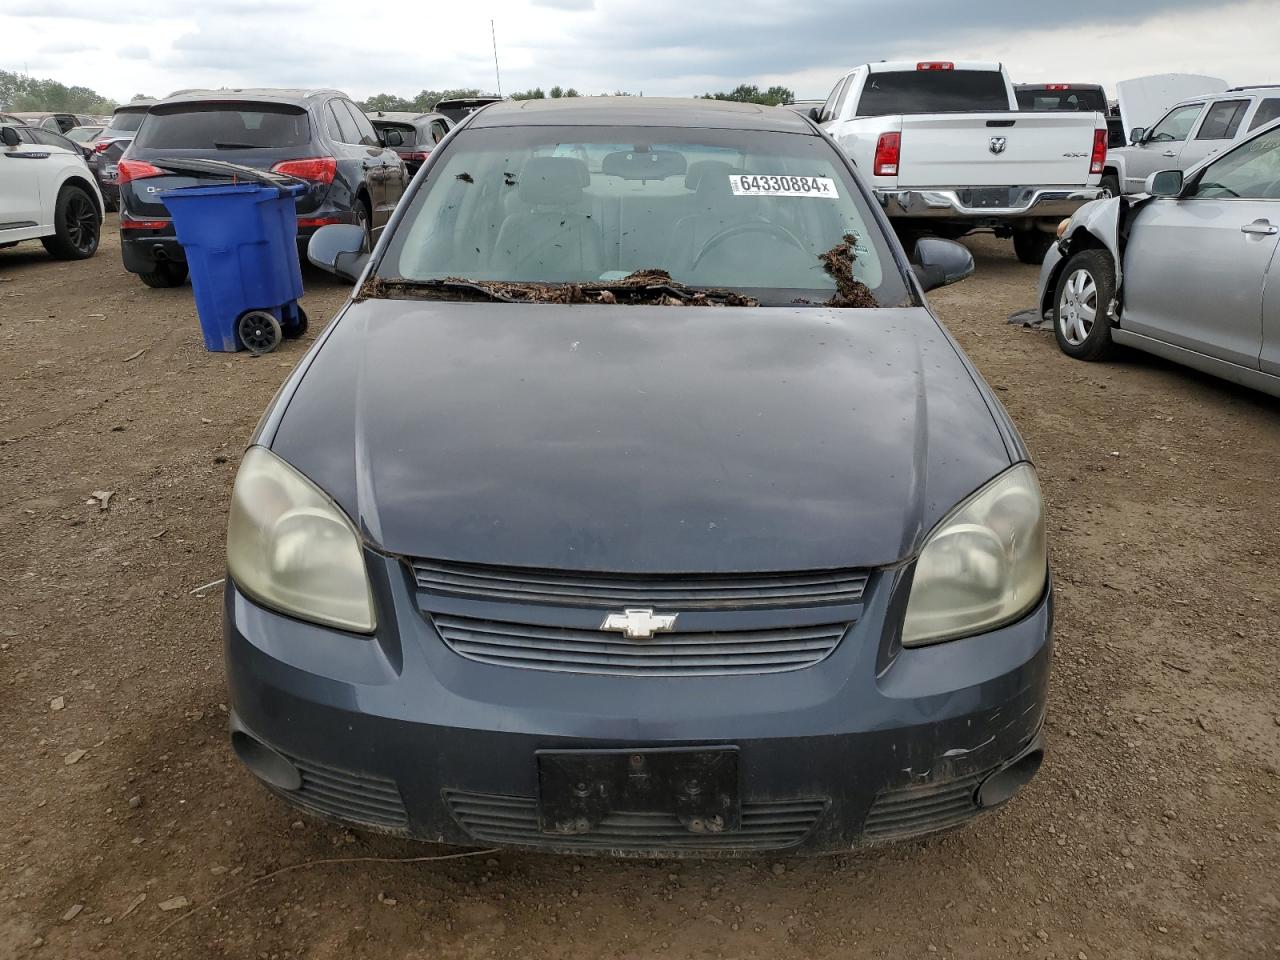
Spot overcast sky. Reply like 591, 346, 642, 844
2, 0, 1276, 105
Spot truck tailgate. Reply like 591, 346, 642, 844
896, 112, 1100, 187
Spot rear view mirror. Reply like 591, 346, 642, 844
601, 149, 687, 181
1129, 127, 1145, 144
1145, 169, 1183, 198
910, 237, 975, 292
1, 127, 20, 147
308, 223, 369, 282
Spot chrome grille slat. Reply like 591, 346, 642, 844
412, 559, 868, 609
434, 614, 848, 677
444, 791, 826, 851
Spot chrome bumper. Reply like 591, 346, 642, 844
876, 186, 1104, 220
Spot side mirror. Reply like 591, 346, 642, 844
808, 107, 822, 123
1, 127, 20, 147
910, 237, 975, 292
307, 223, 369, 281
1145, 169, 1183, 198
1129, 127, 1145, 145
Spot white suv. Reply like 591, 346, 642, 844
1, 122, 104, 260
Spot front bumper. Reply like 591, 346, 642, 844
224, 554, 1053, 856
876, 186, 1103, 222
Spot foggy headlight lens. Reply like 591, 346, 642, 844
901, 464, 1046, 646
226, 446, 375, 633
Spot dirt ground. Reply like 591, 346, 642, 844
1, 221, 1277, 960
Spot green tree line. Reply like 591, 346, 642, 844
0, 68, 117, 114
361, 82, 794, 111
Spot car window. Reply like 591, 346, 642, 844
1147, 103, 1203, 143
110, 110, 146, 134
381, 124, 909, 307
1192, 126, 1280, 200
856, 70, 1010, 116
342, 101, 380, 147
1015, 87, 1108, 112
134, 103, 312, 150
16, 127, 40, 145
832, 75, 856, 121
1196, 99, 1250, 140
819, 77, 846, 123
430, 120, 448, 144
1249, 98, 1280, 132
324, 101, 360, 144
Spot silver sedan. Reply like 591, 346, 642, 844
1036, 118, 1280, 398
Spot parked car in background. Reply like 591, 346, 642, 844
116, 87, 407, 288
92, 137, 132, 211
433, 96, 503, 124
784, 98, 824, 116
13, 125, 92, 164
0, 112, 26, 125
225, 96, 1052, 857
66, 124, 105, 158
0, 121, 103, 260
1039, 118, 1280, 398
1113, 73, 1228, 144
1105, 86, 1280, 197
367, 111, 453, 174
99, 101, 152, 143
11, 111, 79, 134
816, 61, 1107, 263
1015, 83, 1124, 150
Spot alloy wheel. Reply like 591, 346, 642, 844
1058, 268, 1097, 346
65, 193, 98, 253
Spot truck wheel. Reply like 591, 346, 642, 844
1013, 231, 1054, 265
41, 184, 100, 260
138, 263, 189, 288
1100, 174, 1120, 199
1053, 249, 1116, 362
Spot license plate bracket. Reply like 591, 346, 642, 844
964, 187, 1013, 208
537, 747, 740, 836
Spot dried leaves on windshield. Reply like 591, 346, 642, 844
819, 233, 878, 308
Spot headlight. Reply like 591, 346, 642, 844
226, 446, 376, 633
901, 464, 1046, 647
1056, 217, 1071, 238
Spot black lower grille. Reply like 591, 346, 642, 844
862, 773, 983, 842
273, 755, 408, 830
444, 791, 826, 852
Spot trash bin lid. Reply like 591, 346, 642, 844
149, 156, 306, 196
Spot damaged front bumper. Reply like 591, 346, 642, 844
224, 557, 1053, 856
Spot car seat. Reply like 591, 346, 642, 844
493, 157, 602, 281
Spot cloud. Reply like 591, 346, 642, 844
531, 0, 595, 8
118, 45, 150, 60
38, 40, 97, 53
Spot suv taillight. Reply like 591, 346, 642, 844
92, 140, 112, 154
873, 132, 901, 177
917, 61, 954, 71
270, 157, 337, 184
1090, 128, 1107, 175
405, 151, 430, 163
116, 159, 164, 184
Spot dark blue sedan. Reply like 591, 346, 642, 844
223, 97, 1052, 855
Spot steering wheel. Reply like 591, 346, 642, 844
689, 220, 808, 271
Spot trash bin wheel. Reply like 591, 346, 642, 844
237, 310, 283, 356
283, 305, 308, 339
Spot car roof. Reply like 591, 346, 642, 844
469, 96, 816, 134
156, 88, 347, 107
1171, 86, 1280, 108
12, 111, 72, 119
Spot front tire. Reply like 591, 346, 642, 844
1053, 249, 1116, 362
138, 262, 189, 288
41, 185, 100, 260
1013, 230, 1054, 265
1099, 173, 1121, 199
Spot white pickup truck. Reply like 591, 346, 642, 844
813, 61, 1108, 263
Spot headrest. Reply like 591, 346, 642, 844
684, 160, 748, 196
518, 156, 590, 205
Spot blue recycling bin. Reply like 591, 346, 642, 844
159, 182, 307, 353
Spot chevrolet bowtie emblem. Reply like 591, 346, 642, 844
600, 608, 679, 639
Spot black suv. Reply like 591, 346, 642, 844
117, 88, 407, 287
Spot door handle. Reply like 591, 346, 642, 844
1161, 150, 1177, 157
1241, 220, 1278, 236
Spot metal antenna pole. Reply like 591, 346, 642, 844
491, 20, 502, 96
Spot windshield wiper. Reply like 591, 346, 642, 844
356, 270, 759, 307
213, 141, 257, 150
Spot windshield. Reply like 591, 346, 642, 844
109, 110, 147, 133
857, 70, 1010, 116
133, 103, 311, 150
379, 125, 906, 307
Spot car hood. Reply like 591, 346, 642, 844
270, 300, 1013, 572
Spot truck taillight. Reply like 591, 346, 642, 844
116, 159, 163, 184
1046, 84, 1072, 91
917, 61, 954, 71
1090, 128, 1107, 175
270, 157, 337, 184
873, 132, 901, 177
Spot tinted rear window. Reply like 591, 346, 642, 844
379, 122, 417, 145
110, 110, 147, 133
857, 70, 1010, 116
1015, 87, 1107, 112
134, 103, 311, 150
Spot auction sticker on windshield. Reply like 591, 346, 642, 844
729, 175, 839, 199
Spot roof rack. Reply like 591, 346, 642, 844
1226, 84, 1280, 92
